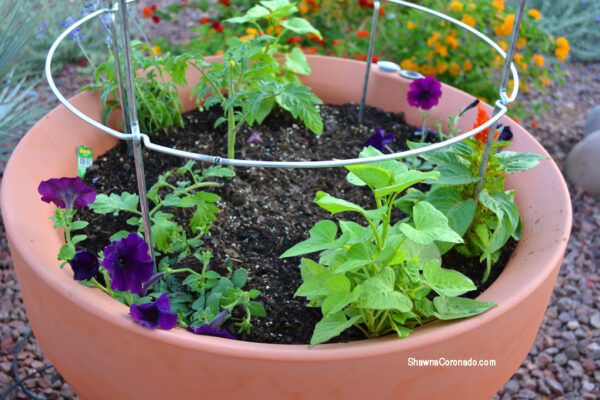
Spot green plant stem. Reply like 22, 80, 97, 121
77, 41, 96, 70
374, 310, 389, 333
91, 277, 110, 295
149, 181, 222, 217
102, 269, 113, 297
190, 62, 227, 103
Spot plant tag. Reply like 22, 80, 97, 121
77, 145, 93, 177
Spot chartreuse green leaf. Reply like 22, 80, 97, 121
280, 17, 321, 37
178, 192, 220, 232
398, 201, 463, 245
281, 220, 338, 258
90, 192, 139, 215
285, 47, 311, 75
355, 267, 413, 312
428, 164, 479, 185
374, 170, 439, 198
321, 275, 361, 315
479, 189, 519, 253
294, 258, 332, 297
345, 164, 391, 189
423, 260, 476, 297
225, 5, 270, 24
335, 242, 375, 273
310, 311, 362, 347
433, 296, 496, 320
314, 192, 367, 216
338, 220, 372, 245
494, 151, 545, 173
399, 239, 441, 265
151, 212, 179, 253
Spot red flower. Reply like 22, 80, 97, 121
142, 4, 159, 23
473, 104, 498, 144
142, 6, 152, 18
287, 35, 303, 44
219, 0, 230, 6
372, 55, 379, 63
307, 46, 317, 53
332, 39, 343, 46
199, 17, 211, 24
356, 29, 369, 38
354, 53, 367, 61
531, 119, 538, 129
211, 21, 224, 33
152, 15, 161, 24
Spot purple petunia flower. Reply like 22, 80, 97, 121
69, 250, 99, 281
247, 131, 263, 143
365, 128, 394, 152
498, 124, 513, 141
187, 310, 235, 340
407, 76, 442, 110
103, 233, 154, 294
130, 293, 178, 330
38, 177, 96, 209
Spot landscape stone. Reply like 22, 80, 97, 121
583, 105, 600, 136
567, 130, 600, 200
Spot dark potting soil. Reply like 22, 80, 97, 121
77, 103, 514, 344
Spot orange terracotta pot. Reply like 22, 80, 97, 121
1, 56, 571, 400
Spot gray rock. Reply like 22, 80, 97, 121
522, 377, 537, 390
546, 377, 565, 394
567, 360, 584, 377
567, 320, 580, 330
565, 345, 580, 360
582, 380, 596, 392
559, 311, 572, 323
516, 389, 537, 399
503, 379, 520, 394
584, 105, 600, 136
566, 130, 600, 200
537, 352, 553, 366
590, 313, 600, 329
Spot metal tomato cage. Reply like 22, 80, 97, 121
46, 0, 528, 269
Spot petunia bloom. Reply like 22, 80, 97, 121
187, 310, 235, 339
38, 177, 96, 209
130, 293, 178, 330
365, 129, 394, 152
103, 233, 154, 294
69, 250, 99, 281
497, 124, 513, 141
407, 76, 442, 110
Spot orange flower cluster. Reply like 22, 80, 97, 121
473, 104, 498, 145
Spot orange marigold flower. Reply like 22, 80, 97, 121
445, 36, 459, 49
420, 63, 437, 76
450, 1, 463, 12
435, 44, 448, 57
528, 9, 541, 20
298, 2, 310, 14
427, 32, 439, 47
464, 59, 472, 72
436, 62, 448, 74
142, 6, 152, 18
356, 29, 369, 38
449, 63, 461, 76
516, 37, 527, 50
495, 14, 514, 37
461, 14, 476, 28
531, 119, 538, 129
532, 54, 544, 67
407, 21, 418, 30
473, 104, 499, 144
491, 0, 504, 12
555, 37, 570, 61
401, 59, 418, 71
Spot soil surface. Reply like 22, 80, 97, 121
77, 103, 512, 344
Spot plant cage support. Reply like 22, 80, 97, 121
45, 0, 529, 274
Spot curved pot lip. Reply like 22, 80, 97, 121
1, 55, 572, 362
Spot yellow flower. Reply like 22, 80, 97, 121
450, 1, 463, 12
543, 77, 550, 86
407, 21, 419, 30
246, 27, 259, 36
516, 37, 527, 50
298, 2, 309, 14
151, 45, 161, 56
555, 37, 570, 61
449, 63, 461, 76
436, 62, 448, 74
445, 36, 459, 49
491, 0, 504, 12
513, 53, 523, 64
420, 63, 437, 76
216, 50, 224, 55
528, 9, 541, 20
240, 35, 250, 41
532, 54, 544, 67
400, 59, 419, 71
461, 14, 476, 28
464, 59, 472, 72
468, 2, 476, 10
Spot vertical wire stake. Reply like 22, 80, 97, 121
117, 0, 157, 271
473, 0, 527, 202
358, 0, 380, 125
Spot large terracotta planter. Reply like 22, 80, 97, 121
1, 56, 571, 400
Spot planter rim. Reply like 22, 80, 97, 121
1, 55, 572, 362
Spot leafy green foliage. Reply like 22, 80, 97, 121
90, 161, 231, 256
399, 133, 543, 282
283, 147, 495, 346
190, 0, 323, 160
84, 41, 190, 135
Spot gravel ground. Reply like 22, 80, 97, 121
1, 4, 599, 398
